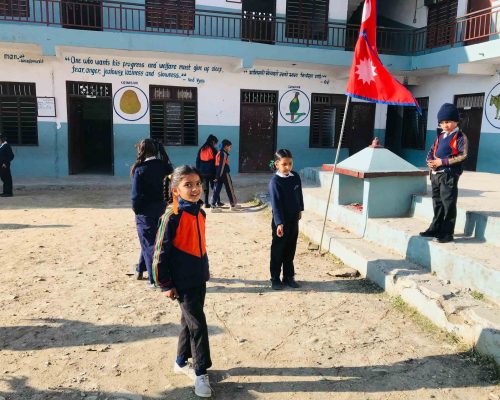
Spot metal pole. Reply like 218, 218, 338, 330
318, 95, 351, 253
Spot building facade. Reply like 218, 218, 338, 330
0, 0, 499, 177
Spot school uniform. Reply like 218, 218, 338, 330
152, 198, 212, 375
196, 145, 217, 205
210, 149, 237, 207
425, 127, 468, 240
268, 171, 304, 282
0, 141, 14, 196
131, 158, 172, 283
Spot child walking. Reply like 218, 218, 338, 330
152, 165, 213, 398
210, 139, 239, 212
268, 149, 304, 290
131, 138, 173, 287
196, 134, 218, 208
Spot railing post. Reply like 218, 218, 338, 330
119, 2, 122, 31
45, 0, 50, 25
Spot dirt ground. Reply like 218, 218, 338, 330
0, 186, 498, 400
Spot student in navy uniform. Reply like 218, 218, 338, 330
131, 138, 174, 287
268, 149, 304, 290
196, 134, 218, 208
152, 165, 213, 398
209, 139, 239, 212
420, 103, 468, 243
0, 134, 14, 197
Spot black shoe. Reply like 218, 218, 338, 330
0, 193, 13, 197
216, 202, 225, 207
419, 230, 437, 238
283, 277, 300, 288
135, 271, 144, 280
434, 235, 454, 243
271, 279, 283, 290
205, 204, 211, 209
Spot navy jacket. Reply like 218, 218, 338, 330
152, 199, 209, 291
131, 159, 172, 216
0, 142, 14, 166
196, 145, 217, 178
269, 171, 304, 226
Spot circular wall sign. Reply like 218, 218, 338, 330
485, 82, 500, 130
113, 86, 149, 121
279, 89, 310, 124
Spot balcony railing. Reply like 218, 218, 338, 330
0, 0, 498, 56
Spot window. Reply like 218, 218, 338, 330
402, 97, 429, 150
310, 93, 346, 148
286, 0, 329, 41
0, 0, 29, 18
426, 0, 457, 48
150, 85, 197, 146
0, 82, 38, 145
146, 0, 195, 30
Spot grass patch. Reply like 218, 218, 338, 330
470, 290, 485, 301
391, 295, 463, 347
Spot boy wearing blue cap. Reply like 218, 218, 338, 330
420, 103, 468, 243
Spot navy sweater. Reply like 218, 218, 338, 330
131, 159, 172, 216
269, 172, 304, 226
0, 142, 14, 166
426, 128, 468, 176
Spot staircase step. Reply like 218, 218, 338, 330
299, 210, 500, 365
302, 186, 500, 305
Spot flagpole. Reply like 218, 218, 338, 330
318, 95, 351, 254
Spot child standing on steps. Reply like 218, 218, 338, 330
152, 165, 213, 398
268, 149, 304, 290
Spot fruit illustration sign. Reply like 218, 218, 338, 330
279, 89, 310, 124
485, 82, 500, 130
113, 86, 149, 121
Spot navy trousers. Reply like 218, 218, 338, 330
428, 171, 459, 238
135, 213, 161, 284
210, 173, 237, 207
270, 219, 299, 281
0, 164, 13, 195
177, 284, 212, 375
201, 176, 214, 206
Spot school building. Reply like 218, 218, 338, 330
0, 0, 499, 177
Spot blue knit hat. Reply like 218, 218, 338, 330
437, 103, 459, 123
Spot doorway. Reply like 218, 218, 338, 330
67, 81, 113, 175
346, 102, 376, 156
454, 93, 484, 171
239, 90, 278, 172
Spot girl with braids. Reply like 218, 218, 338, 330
195, 134, 218, 208
152, 166, 213, 398
268, 149, 304, 290
131, 138, 173, 287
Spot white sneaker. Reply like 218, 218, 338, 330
211, 207, 222, 213
194, 374, 212, 397
231, 204, 242, 209
173, 362, 196, 381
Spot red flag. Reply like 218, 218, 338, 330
346, 0, 420, 111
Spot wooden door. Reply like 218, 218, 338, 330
465, 0, 492, 44
426, 0, 458, 48
241, 0, 276, 43
346, 102, 376, 156
239, 90, 277, 173
68, 97, 84, 174
454, 93, 484, 171
61, 0, 103, 30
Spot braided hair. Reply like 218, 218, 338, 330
269, 148, 293, 171
163, 165, 202, 214
130, 138, 157, 177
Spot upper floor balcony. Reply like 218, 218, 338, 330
0, 0, 498, 57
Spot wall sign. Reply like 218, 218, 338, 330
113, 86, 149, 121
279, 89, 310, 124
485, 82, 500, 129
37, 97, 56, 117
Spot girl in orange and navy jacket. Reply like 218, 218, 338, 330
196, 134, 218, 208
152, 165, 213, 398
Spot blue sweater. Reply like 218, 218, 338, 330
131, 159, 172, 216
269, 172, 304, 226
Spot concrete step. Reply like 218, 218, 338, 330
412, 194, 500, 247
299, 210, 500, 365
302, 186, 500, 305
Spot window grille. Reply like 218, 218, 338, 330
285, 0, 329, 40
146, 0, 195, 30
150, 85, 197, 146
310, 93, 346, 148
67, 81, 111, 98
241, 90, 277, 104
0, 82, 38, 145
0, 0, 29, 18
455, 94, 484, 109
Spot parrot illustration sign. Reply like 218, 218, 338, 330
485, 82, 500, 129
279, 89, 310, 124
113, 86, 149, 121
